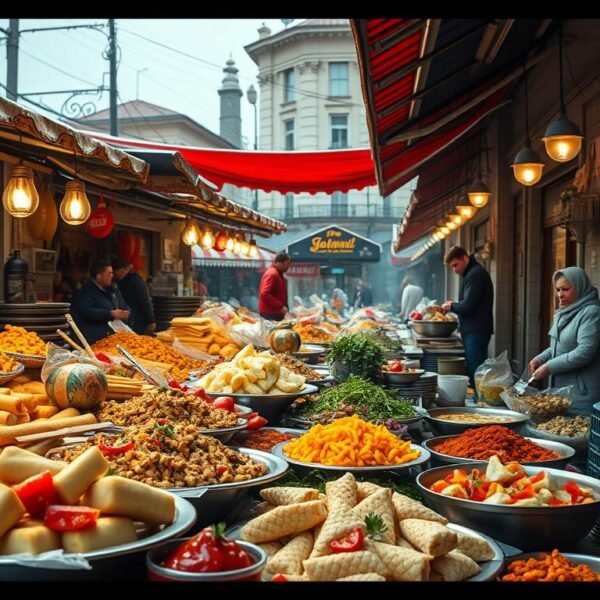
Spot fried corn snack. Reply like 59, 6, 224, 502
368, 540, 432, 582
431, 549, 481, 581
266, 531, 314, 575
352, 488, 395, 545
391, 492, 448, 524
399, 519, 457, 557
241, 500, 327, 543
260, 486, 320, 506
303, 550, 387, 581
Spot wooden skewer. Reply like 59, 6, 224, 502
56, 329, 85, 354
65, 314, 95, 358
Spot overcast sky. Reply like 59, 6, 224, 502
0, 18, 299, 147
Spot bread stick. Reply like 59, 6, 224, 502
0, 446, 66, 483
0, 414, 97, 446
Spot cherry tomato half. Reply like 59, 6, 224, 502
44, 505, 100, 531
13, 470, 56, 517
329, 527, 364, 553
211, 396, 235, 412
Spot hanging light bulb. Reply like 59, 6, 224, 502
233, 234, 243, 255
467, 180, 491, 208
59, 180, 91, 225
440, 225, 450, 236
512, 146, 545, 186
456, 205, 476, 219
181, 219, 201, 246
248, 239, 259, 258
513, 64, 545, 186
214, 229, 228, 251
240, 237, 250, 256
200, 226, 215, 250
542, 21, 583, 162
432, 231, 442, 241
2, 164, 40, 218
446, 220, 459, 231
225, 234, 235, 252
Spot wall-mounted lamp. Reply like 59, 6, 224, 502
181, 219, 201, 246
2, 164, 40, 218
468, 128, 491, 208
542, 21, 583, 163
59, 180, 91, 225
512, 65, 545, 186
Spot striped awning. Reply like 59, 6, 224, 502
191, 245, 275, 269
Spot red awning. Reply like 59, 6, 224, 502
80, 130, 376, 195
191, 245, 275, 268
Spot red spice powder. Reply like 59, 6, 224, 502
433, 425, 560, 462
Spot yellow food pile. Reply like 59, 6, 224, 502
293, 322, 335, 343
91, 332, 208, 381
284, 414, 420, 466
0, 325, 47, 357
0, 352, 21, 373
169, 316, 240, 358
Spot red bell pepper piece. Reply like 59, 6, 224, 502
470, 480, 492, 502
564, 481, 584, 504
430, 480, 451, 494
510, 484, 535, 501
13, 470, 56, 517
329, 527, 364, 553
44, 505, 100, 531
98, 440, 135, 456
95, 352, 112, 364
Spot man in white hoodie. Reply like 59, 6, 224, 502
398, 276, 424, 321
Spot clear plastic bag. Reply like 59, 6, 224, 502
474, 350, 514, 405
41, 343, 104, 383
501, 384, 573, 421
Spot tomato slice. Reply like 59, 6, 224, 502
271, 573, 289, 581
13, 470, 56, 517
211, 396, 235, 412
44, 505, 100, 531
246, 415, 268, 430
329, 527, 364, 553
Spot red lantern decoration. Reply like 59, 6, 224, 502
86, 198, 114, 239
214, 230, 228, 252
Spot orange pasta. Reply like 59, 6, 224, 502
283, 414, 420, 466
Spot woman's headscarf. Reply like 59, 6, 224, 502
553, 266, 600, 316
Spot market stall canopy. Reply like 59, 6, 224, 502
262, 225, 381, 263
0, 97, 149, 189
191, 245, 275, 269
80, 130, 376, 194
125, 149, 286, 235
350, 18, 553, 198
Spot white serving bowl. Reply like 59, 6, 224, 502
437, 374, 469, 406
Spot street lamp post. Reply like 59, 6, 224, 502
136, 67, 149, 100
247, 84, 259, 211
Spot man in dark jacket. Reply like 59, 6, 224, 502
352, 279, 373, 308
72, 260, 130, 344
442, 246, 494, 387
113, 258, 156, 335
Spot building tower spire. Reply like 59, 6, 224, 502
218, 57, 243, 148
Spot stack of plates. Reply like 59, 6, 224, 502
151, 296, 202, 332
386, 370, 438, 409
0, 302, 71, 345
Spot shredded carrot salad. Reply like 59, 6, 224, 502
283, 414, 420, 466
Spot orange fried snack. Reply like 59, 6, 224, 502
283, 415, 421, 467
502, 549, 600, 582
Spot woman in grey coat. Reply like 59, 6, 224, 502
529, 266, 600, 416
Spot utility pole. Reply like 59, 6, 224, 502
108, 19, 119, 136
6, 19, 19, 101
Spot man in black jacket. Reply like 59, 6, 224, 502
72, 260, 130, 344
441, 246, 494, 387
113, 258, 156, 336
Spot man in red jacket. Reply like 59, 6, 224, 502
259, 252, 291, 321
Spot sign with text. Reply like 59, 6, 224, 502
286, 263, 320, 278
288, 226, 381, 262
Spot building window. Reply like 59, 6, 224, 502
330, 115, 348, 149
284, 119, 295, 150
329, 62, 349, 97
283, 68, 295, 102
285, 193, 294, 219
331, 191, 348, 218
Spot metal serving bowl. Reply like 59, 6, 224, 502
427, 406, 529, 435
422, 434, 576, 470
166, 447, 288, 531
205, 384, 319, 424
410, 320, 458, 338
417, 462, 600, 550
382, 368, 424, 385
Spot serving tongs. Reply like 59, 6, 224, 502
115, 344, 168, 388
513, 375, 536, 396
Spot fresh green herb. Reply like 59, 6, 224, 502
364, 513, 388, 541
153, 421, 175, 438
295, 375, 417, 422
327, 333, 385, 381
106, 466, 117, 476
